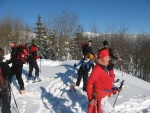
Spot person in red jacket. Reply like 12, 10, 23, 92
86, 49, 113, 113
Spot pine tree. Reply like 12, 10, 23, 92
33, 15, 48, 58
70, 26, 88, 60
47, 31, 59, 60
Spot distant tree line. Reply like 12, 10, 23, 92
0, 12, 31, 54
0, 10, 150, 83
91, 32, 150, 83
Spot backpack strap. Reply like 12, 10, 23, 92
0, 66, 7, 91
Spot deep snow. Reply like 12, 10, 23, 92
3, 55, 150, 113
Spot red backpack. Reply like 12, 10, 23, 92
17, 44, 28, 64
31, 44, 39, 59
26, 43, 39, 59
30, 45, 37, 53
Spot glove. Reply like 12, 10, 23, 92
112, 87, 119, 95
112, 89, 117, 95
36, 56, 42, 59
74, 63, 76, 67
39, 56, 42, 59
112, 87, 122, 95
6, 60, 8, 63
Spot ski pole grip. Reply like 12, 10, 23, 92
92, 94, 96, 100
119, 80, 125, 89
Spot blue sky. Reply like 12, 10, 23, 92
0, 0, 150, 34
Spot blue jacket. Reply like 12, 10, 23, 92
76, 58, 94, 71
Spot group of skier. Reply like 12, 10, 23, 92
0, 39, 122, 113
74, 40, 122, 113
0, 41, 41, 113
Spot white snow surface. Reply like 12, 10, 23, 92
3, 55, 150, 113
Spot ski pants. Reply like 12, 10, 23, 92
88, 89, 112, 113
0, 85, 11, 113
11, 65, 24, 90
28, 58, 39, 77
76, 67, 88, 91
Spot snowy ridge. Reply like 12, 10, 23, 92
83, 32, 100, 38
3, 58, 150, 113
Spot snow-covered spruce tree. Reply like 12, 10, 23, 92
70, 26, 87, 60
58, 36, 70, 60
46, 31, 59, 60
33, 15, 49, 58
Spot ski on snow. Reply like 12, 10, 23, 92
32, 79, 42, 83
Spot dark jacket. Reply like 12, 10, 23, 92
7, 46, 23, 66
0, 61, 12, 83
0, 61, 12, 113
84, 45, 94, 55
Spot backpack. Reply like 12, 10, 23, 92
30, 44, 37, 53
0, 67, 6, 91
26, 43, 38, 59
81, 42, 88, 54
17, 44, 28, 64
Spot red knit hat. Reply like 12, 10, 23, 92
97, 50, 109, 59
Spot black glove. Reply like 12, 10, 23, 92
74, 63, 76, 67
6, 60, 11, 64
40, 56, 43, 59
6, 60, 9, 63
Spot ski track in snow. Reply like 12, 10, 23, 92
11, 73, 88, 113
4, 59, 150, 113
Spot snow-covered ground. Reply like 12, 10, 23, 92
3, 55, 150, 113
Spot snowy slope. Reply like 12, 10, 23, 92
3, 55, 150, 113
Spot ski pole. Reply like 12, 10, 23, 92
92, 94, 97, 113
40, 58, 41, 73
119, 61, 124, 77
6, 76, 19, 113
121, 64, 123, 76
10, 85, 20, 113
113, 80, 125, 107
6, 81, 10, 102
70, 67, 75, 92
72, 67, 75, 79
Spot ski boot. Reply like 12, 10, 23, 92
33, 76, 42, 83
27, 76, 33, 83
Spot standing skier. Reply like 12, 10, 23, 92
99, 40, 122, 82
0, 47, 12, 113
86, 49, 114, 113
26, 43, 41, 82
74, 52, 94, 91
7, 41, 25, 94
